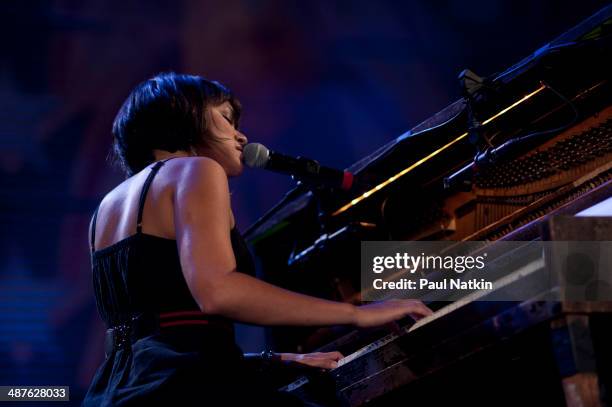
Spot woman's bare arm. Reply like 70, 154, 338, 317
174, 157, 431, 327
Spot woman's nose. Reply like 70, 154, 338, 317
236, 131, 248, 145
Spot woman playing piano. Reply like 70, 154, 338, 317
82, 72, 432, 406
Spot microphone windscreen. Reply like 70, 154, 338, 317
243, 143, 270, 169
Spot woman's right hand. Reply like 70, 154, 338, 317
354, 299, 433, 328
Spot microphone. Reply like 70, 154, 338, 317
243, 143, 355, 191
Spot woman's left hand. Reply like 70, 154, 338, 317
279, 351, 344, 370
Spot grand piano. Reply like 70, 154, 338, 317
245, 5, 612, 407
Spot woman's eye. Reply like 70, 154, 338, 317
222, 115, 233, 125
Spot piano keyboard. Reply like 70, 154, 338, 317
281, 256, 545, 392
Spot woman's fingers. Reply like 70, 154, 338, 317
330, 351, 344, 361
310, 351, 344, 360
355, 299, 434, 328
407, 300, 434, 319
296, 352, 345, 369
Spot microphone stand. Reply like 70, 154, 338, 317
292, 177, 331, 235
243, 181, 310, 239
444, 79, 576, 191
243, 179, 332, 240
444, 69, 490, 191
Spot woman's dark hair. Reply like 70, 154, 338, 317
111, 72, 241, 176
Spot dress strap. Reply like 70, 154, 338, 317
136, 158, 175, 233
90, 205, 100, 252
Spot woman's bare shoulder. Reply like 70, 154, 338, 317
98, 157, 225, 209
164, 156, 226, 188
170, 157, 232, 233
165, 156, 225, 175
162, 157, 229, 202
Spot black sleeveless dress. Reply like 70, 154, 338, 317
82, 160, 312, 406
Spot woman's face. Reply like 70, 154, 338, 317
199, 101, 247, 177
